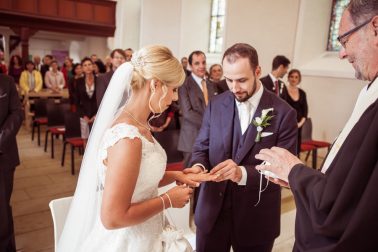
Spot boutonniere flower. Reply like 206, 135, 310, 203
252, 108, 274, 142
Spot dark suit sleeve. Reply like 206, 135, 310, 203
95, 74, 106, 108
0, 78, 24, 155
188, 102, 212, 169
245, 108, 298, 187
178, 83, 205, 129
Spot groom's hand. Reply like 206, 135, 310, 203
183, 165, 205, 174
210, 159, 242, 183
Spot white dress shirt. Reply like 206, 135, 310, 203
191, 73, 205, 91
321, 78, 378, 173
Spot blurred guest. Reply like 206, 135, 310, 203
8, 55, 23, 85
104, 55, 112, 72
33, 55, 42, 71
209, 63, 228, 94
124, 48, 133, 62
40, 55, 53, 88
45, 60, 65, 92
76, 57, 97, 133
61, 57, 74, 87
181, 57, 191, 76
285, 69, 308, 155
0, 51, 8, 74
150, 101, 180, 132
96, 48, 126, 107
90, 54, 98, 63
94, 60, 106, 74
68, 63, 83, 112
0, 74, 24, 252
19, 61, 42, 95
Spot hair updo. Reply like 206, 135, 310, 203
130, 45, 186, 90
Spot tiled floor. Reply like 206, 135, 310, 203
12, 126, 323, 251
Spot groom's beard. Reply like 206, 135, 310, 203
234, 78, 257, 102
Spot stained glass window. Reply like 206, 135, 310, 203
327, 0, 351, 51
209, 0, 226, 53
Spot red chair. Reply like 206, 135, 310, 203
301, 118, 331, 169
44, 103, 70, 158
300, 143, 317, 169
61, 112, 84, 175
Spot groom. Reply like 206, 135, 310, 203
186, 43, 297, 252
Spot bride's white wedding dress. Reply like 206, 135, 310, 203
79, 123, 167, 251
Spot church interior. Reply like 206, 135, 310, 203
0, 0, 367, 251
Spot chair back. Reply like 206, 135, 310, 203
64, 112, 82, 139
301, 118, 313, 142
154, 129, 183, 163
158, 183, 196, 249
49, 196, 73, 251
46, 103, 70, 127
33, 98, 48, 118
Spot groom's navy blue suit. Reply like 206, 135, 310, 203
191, 88, 297, 251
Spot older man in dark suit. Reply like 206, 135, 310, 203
96, 49, 126, 107
186, 44, 297, 252
0, 74, 24, 252
178, 51, 216, 167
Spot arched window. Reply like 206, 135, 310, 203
327, 0, 350, 51
209, 0, 226, 53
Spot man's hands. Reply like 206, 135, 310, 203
209, 159, 242, 183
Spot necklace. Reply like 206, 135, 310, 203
124, 110, 151, 131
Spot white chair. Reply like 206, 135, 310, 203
49, 196, 73, 251
158, 183, 196, 250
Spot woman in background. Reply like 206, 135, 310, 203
19, 61, 42, 95
8, 55, 23, 85
285, 69, 308, 155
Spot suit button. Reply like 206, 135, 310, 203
219, 192, 223, 197
236, 155, 240, 159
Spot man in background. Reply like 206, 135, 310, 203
178, 50, 216, 167
260, 55, 290, 100
96, 48, 126, 107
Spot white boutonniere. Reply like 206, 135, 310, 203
252, 108, 274, 142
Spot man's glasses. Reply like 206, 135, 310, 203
337, 18, 371, 48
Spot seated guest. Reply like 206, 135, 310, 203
285, 69, 308, 155
19, 61, 42, 95
68, 63, 83, 112
44, 60, 65, 92
208, 63, 229, 94
260, 55, 290, 100
75, 57, 97, 132
150, 101, 180, 132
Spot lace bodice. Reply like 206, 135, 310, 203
79, 123, 168, 251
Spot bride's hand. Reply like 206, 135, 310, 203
175, 171, 217, 187
165, 185, 193, 208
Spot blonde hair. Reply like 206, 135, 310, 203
130, 45, 186, 90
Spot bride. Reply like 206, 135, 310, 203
57, 45, 213, 251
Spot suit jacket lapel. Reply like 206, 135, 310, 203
221, 93, 235, 156
236, 89, 273, 163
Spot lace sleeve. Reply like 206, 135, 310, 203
99, 123, 142, 161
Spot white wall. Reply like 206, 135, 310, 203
225, 0, 300, 75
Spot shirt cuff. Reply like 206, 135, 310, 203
192, 163, 207, 173
237, 166, 247, 185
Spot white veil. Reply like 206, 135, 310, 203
57, 62, 134, 252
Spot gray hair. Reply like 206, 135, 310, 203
347, 0, 378, 25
